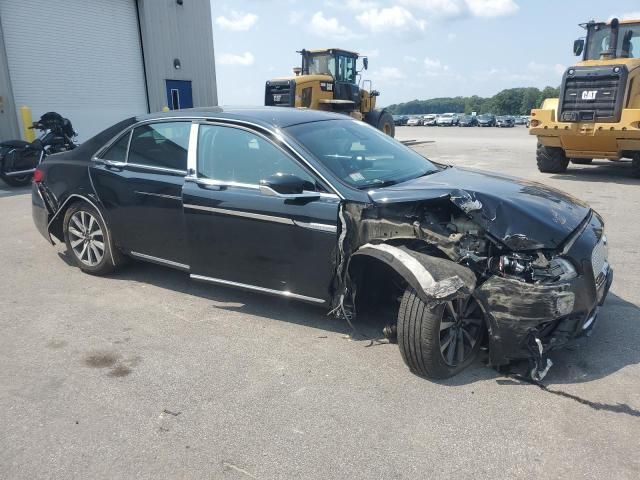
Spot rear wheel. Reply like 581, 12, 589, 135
377, 112, 395, 138
63, 202, 126, 275
570, 158, 593, 165
397, 288, 484, 379
536, 143, 569, 173
0, 173, 32, 187
631, 153, 640, 178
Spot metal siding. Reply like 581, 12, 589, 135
138, 0, 217, 112
0, 16, 19, 140
0, 0, 148, 141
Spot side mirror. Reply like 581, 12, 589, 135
573, 38, 584, 56
259, 173, 319, 199
363, 57, 368, 70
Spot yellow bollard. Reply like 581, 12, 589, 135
162, 105, 170, 112
20, 106, 35, 142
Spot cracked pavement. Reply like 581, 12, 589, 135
0, 126, 638, 479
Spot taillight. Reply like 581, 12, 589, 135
33, 168, 45, 183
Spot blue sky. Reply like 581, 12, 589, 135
210, 0, 640, 107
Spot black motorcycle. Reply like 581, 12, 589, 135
0, 112, 77, 187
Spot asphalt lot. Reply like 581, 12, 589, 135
1, 125, 639, 479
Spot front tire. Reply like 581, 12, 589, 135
536, 143, 569, 173
397, 288, 484, 379
63, 202, 125, 275
570, 158, 593, 165
377, 111, 395, 138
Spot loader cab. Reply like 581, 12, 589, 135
300, 49, 363, 108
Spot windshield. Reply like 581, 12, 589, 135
585, 22, 640, 59
307, 54, 336, 76
286, 120, 440, 189
478, 114, 492, 120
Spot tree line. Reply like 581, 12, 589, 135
386, 86, 561, 116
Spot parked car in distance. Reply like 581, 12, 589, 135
422, 114, 437, 126
393, 115, 408, 126
31, 107, 612, 381
458, 114, 477, 127
436, 113, 458, 126
514, 115, 527, 125
496, 116, 515, 128
406, 116, 424, 126
477, 114, 496, 127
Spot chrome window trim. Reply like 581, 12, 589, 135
184, 203, 295, 225
184, 176, 259, 190
191, 274, 326, 304
91, 115, 343, 199
125, 163, 187, 175
129, 251, 189, 271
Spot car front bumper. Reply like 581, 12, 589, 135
474, 212, 612, 366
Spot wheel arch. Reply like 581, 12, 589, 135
348, 243, 477, 308
48, 193, 116, 266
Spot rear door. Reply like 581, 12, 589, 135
183, 123, 340, 303
90, 121, 191, 266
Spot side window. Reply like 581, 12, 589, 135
337, 55, 356, 83
128, 122, 190, 171
101, 132, 130, 161
197, 125, 320, 189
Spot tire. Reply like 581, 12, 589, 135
570, 158, 593, 165
63, 202, 126, 275
536, 143, 569, 173
397, 288, 484, 379
0, 173, 32, 187
377, 111, 395, 137
632, 153, 640, 178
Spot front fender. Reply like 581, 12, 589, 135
350, 243, 476, 305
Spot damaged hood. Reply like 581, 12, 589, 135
367, 167, 591, 250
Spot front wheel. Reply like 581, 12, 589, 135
377, 111, 395, 138
536, 143, 569, 173
397, 288, 484, 379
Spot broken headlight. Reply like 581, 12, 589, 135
491, 254, 577, 283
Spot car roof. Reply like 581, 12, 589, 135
135, 106, 350, 129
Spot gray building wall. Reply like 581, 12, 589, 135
137, 0, 218, 112
0, 17, 19, 140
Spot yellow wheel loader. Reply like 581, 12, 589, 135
530, 18, 640, 177
265, 48, 395, 137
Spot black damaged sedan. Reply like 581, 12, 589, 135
32, 107, 613, 380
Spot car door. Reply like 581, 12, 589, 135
182, 122, 340, 303
90, 121, 191, 266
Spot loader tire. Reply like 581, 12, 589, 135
570, 158, 593, 165
378, 112, 395, 138
631, 153, 640, 178
536, 143, 569, 173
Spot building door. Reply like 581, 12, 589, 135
165, 80, 193, 110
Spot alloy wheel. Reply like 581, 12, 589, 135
68, 211, 105, 266
439, 296, 483, 366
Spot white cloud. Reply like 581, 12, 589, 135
465, 0, 518, 18
424, 57, 448, 70
345, 0, 379, 9
215, 11, 258, 31
356, 6, 427, 33
373, 67, 406, 80
400, 0, 464, 17
400, 0, 519, 18
218, 52, 255, 66
527, 61, 565, 76
404, 55, 419, 62
310, 12, 357, 39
